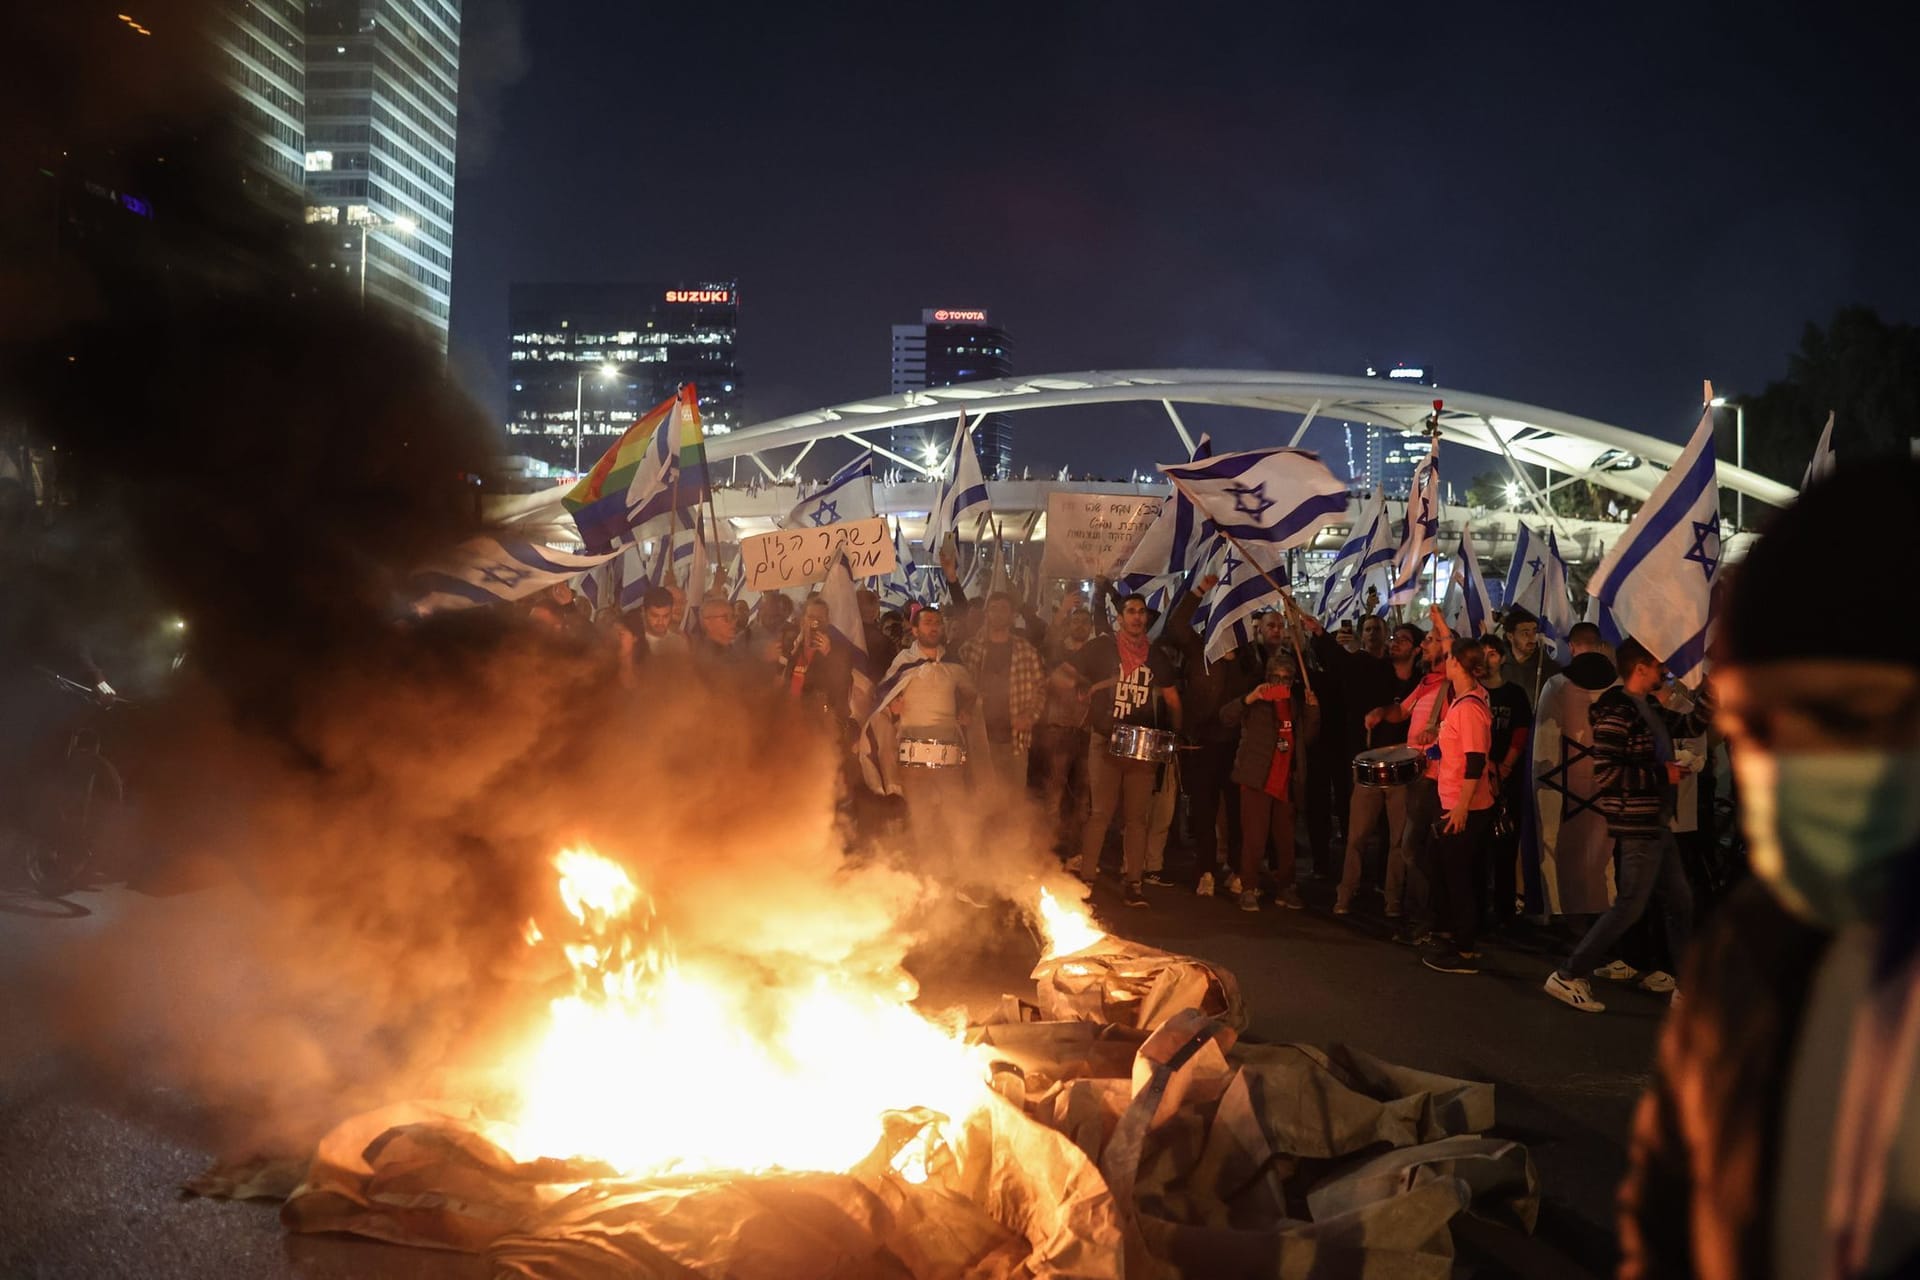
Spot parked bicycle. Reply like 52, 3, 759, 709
18, 668, 129, 898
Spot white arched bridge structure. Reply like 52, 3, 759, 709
706, 369, 1791, 508
689, 370, 1791, 573
497, 370, 1794, 577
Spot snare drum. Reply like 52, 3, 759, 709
1351, 745, 1424, 789
1108, 724, 1177, 764
898, 737, 966, 769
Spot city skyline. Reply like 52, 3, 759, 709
442, 4, 1919, 482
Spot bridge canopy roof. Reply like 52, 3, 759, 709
706, 369, 1795, 509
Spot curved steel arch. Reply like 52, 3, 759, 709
705, 369, 1795, 511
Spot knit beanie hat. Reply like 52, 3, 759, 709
1717, 456, 1920, 669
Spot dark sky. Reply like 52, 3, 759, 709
447, 3, 1919, 481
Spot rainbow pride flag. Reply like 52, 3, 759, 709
563, 385, 709, 555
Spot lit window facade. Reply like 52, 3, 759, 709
889, 310, 1015, 478
301, 0, 462, 348
213, 0, 309, 213
505, 283, 743, 472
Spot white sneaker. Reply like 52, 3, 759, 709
1544, 971, 1606, 1013
1638, 970, 1677, 994
1595, 959, 1639, 982
1227, 874, 1244, 895
1195, 872, 1215, 896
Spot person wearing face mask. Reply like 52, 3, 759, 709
1617, 459, 1920, 1280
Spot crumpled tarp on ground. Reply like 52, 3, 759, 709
271, 1094, 1130, 1279
1030, 938, 1244, 1033
202, 945, 1535, 1278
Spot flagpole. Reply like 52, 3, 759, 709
1164, 472, 1317, 703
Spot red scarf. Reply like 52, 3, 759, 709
1116, 630, 1150, 677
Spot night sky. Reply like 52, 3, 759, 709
447, 3, 1919, 482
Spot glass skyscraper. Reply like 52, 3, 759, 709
301, 0, 462, 346
213, 0, 461, 346
214, 0, 309, 213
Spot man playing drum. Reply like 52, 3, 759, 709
1307, 615, 1423, 917
884, 606, 979, 855
1058, 594, 1182, 906
1364, 621, 1455, 943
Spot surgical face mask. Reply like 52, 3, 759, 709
1737, 750, 1920, 929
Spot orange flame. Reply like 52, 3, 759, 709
504, 847, 989, 1178
1036, 886, 1106, 958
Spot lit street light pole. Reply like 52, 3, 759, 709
1710, 396, 1745, 529
355, 213, 417, 306
574, 362, 623, 474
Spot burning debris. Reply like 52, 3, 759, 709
202, 865, 1536, 1279
502, 847, 990, 1181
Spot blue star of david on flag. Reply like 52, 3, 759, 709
809, 499, 840, 527
1415, 492, 1438, 539
1224, 482, 1275, 519
1221, 547, 1243, 584
1683, 519, 1721, 580
479, 562, 531, 589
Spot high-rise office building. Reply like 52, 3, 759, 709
1349, 363, 1438, 496
889, 308, 1014, 478
300, 0, 461, 346
213, 0, 309, 214
505, 283, 743, 473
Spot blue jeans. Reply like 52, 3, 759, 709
1564, 830, 1693, 980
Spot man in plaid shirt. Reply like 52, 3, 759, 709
959, 591, 1047, 793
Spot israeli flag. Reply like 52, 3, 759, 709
410, 535, 618, 616
1118, 434, 1214, 592
1158, 446, 1347, 552
1803, 411, 1836, 489
726, 546, 746, 603
877, 518, 918, 608
1505, 522, 1545, 614
1195, 537, 1291, 667
1539, 530, 1573, 649
785, 450, 877, 529
1318, 485, 1390, 623
1449, 519, 1495, 637
616, 542, 652, 612
924, 411, 991, 555
1388, 439, 1441, 605
820, 551, 874, 725
1586, 401, 1723, 686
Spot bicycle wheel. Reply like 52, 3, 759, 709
23, 749, 123, 897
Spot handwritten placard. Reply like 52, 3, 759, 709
742, 516, 898, 592
1038, 492, 1165, 581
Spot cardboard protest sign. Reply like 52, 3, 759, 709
1037, 493, 1163, 581
741, 516, 896, 592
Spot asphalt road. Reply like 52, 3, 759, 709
0, 860, 1661, 1278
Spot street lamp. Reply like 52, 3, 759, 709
574, 362, 623, 473
1710, 395, 1745, 529
355, 213, 416, 305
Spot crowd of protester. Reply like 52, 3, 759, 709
422, 454, 1920, 1273
513, 537, 1736, 1002
503, 463, 1920, 1273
